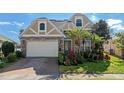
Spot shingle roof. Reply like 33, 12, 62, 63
51, 20, 65, 30
51, 20, 76, 31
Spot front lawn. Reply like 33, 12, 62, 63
59, 54, 124, 74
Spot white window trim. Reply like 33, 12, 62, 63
64, 39, 72, 51
38, 21, 47, 34
75, 16, 83, 27
84, 40, 91, 51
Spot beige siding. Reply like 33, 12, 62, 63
22, 29, 35, 35
39, 32, 45, 35
31, 21, 38, 33
49, 29, 60, 35
83, 16, 93, 28
71, 14, 93, 28
47, 21, 54, 33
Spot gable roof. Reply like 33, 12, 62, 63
50, 13, 93, 30
21, 13, 93, 37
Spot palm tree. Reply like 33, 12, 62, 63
66, 28, 92, 52
66, 28, 78, 51
90, 32, 105, 59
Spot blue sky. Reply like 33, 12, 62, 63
0, 13, 124, 43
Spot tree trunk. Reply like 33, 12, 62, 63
72, 38, 75, 51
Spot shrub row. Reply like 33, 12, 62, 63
4, 51, 24, 63
58, 50, 111, 66
0, 51, 24, 68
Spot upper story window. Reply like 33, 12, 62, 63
40, 23, 45, 30
76, 19, 82, 27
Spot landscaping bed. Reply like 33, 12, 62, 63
59, 54, 124, 74
0, 51, 24, 69
0, 41, 24, 69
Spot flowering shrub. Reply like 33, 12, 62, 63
65, 49, 77, 65
65, 58, 70, 65
68, 49, 75, 60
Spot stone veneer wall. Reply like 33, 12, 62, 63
20, 38, 27, 57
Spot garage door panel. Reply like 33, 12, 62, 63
27, 41, 58, 57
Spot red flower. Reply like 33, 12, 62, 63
68, 49, 75, 60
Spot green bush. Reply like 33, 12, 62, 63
6, 53, 17, 63
0, 53, 3, 60
2, 41, 15, 57
2, 57, 8, 63
58, 53, 65, 65
15, 51, 24, 58
0, 63, 5, 68
76, 52, 84, 64
0, 57, 2, 60
83, 52, 89, 59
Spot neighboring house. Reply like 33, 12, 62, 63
20, 13, 93, 57
0, 34, 17, 52
103, 39, 124, 58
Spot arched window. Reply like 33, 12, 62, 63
40, 23, 45, 30
76, 19, 82, 27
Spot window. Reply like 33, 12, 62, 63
76, 19, 82, 27
84, 40, 91, 51
40, 23, 45, 30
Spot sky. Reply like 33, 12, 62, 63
0, 13, 124, 43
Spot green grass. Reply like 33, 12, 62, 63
0, 56, 20, 69
59, 55, 124, 74
0, 62, 14, 69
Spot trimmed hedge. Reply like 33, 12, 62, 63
6, 53, 17, 63
1, 41, 15, 57
15, 51, 24, 58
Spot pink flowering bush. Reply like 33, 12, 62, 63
65, 49, 78, 65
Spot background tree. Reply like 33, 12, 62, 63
91, 19, 110, 59
115, 32, 124, 48
92, 19, 110, 40
2, 41, 15, 57
92, 19, 110, 53
114, 32, 124, 58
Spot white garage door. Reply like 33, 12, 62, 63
26, 40, 58, 57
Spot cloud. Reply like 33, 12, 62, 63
0, 21, 12, 25
0, 21, 24, 28
90, 14, 98, 22
9, 31, 19, 35
111, 24, 124, 31
106, 18, 124, 32
106, 19, 122, 27
13, 21, 24, 27
91, 15, 96, 21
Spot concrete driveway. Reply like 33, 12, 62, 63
0, 58, 59, 80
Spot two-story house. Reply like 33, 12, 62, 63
20, 13, 93, 57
